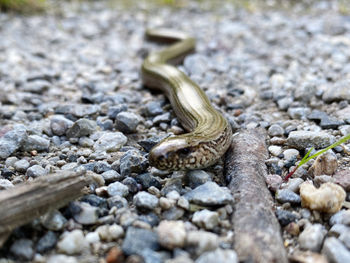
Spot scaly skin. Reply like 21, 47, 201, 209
142, 29, 232, 171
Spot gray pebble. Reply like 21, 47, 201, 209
0, 124, 27, 159
101, 170, 122, 183
192, 209, 219, 230
36, 231, 57, 253
119, 149, 148, 177
122, 227, 159, 256
307, 110, 343, 129
322, 237, 350, 263
153, 112, 171, 125
275, 209, 299, 227
116, 112, 140, 133
0, 179, 14, 190
323, 79, 350, 103
107, 104, 128, 119
275, 189, 301, 204
70, 201, 99, 225
107, 195, 128, 209
287, 131, 335, 149
287, 107, 311, 120
162, 207, 185, 220
144, 101, 163, 117
186, 170, 212, 188
184, 182, 233, 206
133, 191, 159, 210
299, 224, 327, 252
107, 181, 129, 197
23, 135, 50, 152
26, 165, 47, 178
66, 118, 97, 138
329, 210, 350, 226
14, 159, 30, 172
40, 210, 67, 231
94, 161, 111, 174
282, 178, 304, 193
195, 248, 238, 263
184, 54, 209, 76
10, 239, 34, 261
268, 124, 284, 137
50, 115, 74, 136
22, 79, 51, 93
93, 132, 127, 152
277, 97, 293, 110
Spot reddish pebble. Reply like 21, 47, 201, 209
106, 247, 124, 263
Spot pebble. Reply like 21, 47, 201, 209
107, 181, 129, 197
85, 231, 100, 244
66, 118, 97, 138
135, 173, 162, 190
93, 132, 127, 152
153, 112, 171, 125
119, 149, 148, 177
275, 189, 301, 205
192, 209, 219, 230
23, 134, 50, 152
184, 54, 209, 76
195, 248, 238, 263
282, 178, 304, 193
307, 110, 343, 129
70, 201, 99, 225
186, 230, 219, 255
0, 124, 27, 159
264, 174, 282, 192
329, 210, 350, 226
333, 169, 350, 191
107, 104, 128, 119
267, 124, 284, 137
107, 195, 128, 209
298, 224, 327, 252
26, 164, 48, 177
300, 182, 346, 213
50, 115, 74, 136
289, 251, 328, 263
133, 191, 159, 210
122, 227, 159, 256
283, 149, 300, 161
177, 197, 190, 210
13, 159, 30, 172
157, 220, 186, 249
287, 131, 335, 149
308, 151, 338, 177
184, 182, 233, 206
47, 255, 78, 263
0, 178, 14, 190
322, 79, 350, 103
186, 170, 212, 188
36, 231, 57, 253
96, 224, 124, 242
268, 145, 282, 156
116, 112, 140, 133
287, 107, 311, 120
275, 209, 299, 227
329, 224, 350, 237
144, 101, 163, 116
57, 229, 89, 255
9, 239, 34, 261
22, 79, 51, 93
40, 210, 67, 231
163, 207, 185, 220
101, 170, 122, 183
322, 237, 350, 263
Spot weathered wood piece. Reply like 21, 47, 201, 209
0, 170, 93, 246
225, 129, 288, 263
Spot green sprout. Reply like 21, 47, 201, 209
284, 133, 350, 181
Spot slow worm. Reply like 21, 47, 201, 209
142, 29, 232, 170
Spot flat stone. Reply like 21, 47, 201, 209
275, 189, 301, 205
184, 182, 233, 206
26, 164, 48, 178
116, 112, 140, 133
157, 220, 186, 249
40, 210, 67, 231
287, 131, 335, 150
50, 115, 74, 136
69, 201, 99, 225
133, 191, 159, 210
298, 224, 327, 252
323, 79, 350, 103
93, 132, 127, 152
267, 124, 284, 137
23, 135, 50, 152
322, 237, 350, 263
122, 227, 159, 256
307, 110, 343, 129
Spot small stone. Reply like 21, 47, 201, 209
288, 107, 311, 120
275, 209, 298, 227
307, 110, 343, 129
50, 115, 74, 136
275, 189, 301, 205
283, 149, 300, 161
70, 201, 99, 225
107, 104, 128, 119
57, 229, 89, 255
323, 79, 350, 103
333, 169, 350, 191
26, 164, 48, 178
0, 179, 14, 190
119, 150, 148, 177
23, 135, 50, 152
186, 230, 219, 255
184, 54, 209, 76
102, 170, 122, 183
329, 224, 350, 237
289, 251, 328, 263
47, 255, 78, 263
153, 112, 171, 125
177, 197, 190, 210
133, 191, 159, 210
67, 118, 97, 138
322, 237, 350, 263
122, 227, 159, 256
36, 231, 57, 253
184, 182, 233, 206
135, 173, 162, 190
106, 247, 124, 263
159, 197, 173, 210
22, 79, 50, 93
300, 182, 346, 213
116, 112, 140, 134
14, 159, 30, 172
186, 170, 212, 188
157, 220, 186, 249
308, 152, 338, 177
287, 131, 335, 150
265, 174, 282, 192
94, 161, 111, 174
96, 224, 124, 242
107, 182, 129, 197
162, 206, 185, 220
282, 178, 304, 193
192, 209, 219, 230
267, 124, 284, 137
329, 210, 350, 226
277, 97, 293, 110
144, 101, 163, 116
85, 231, 100, 244
195, 248, 238, 263
138, 135, 166, 152
9, 239, 34, 261
80, 194, 108, 209
0, 124, 27, 159
93, 132, 127, 152
268, 145, 282, 156
299, 224, 327, 252
122, 177, 139, 194
285, 222, 300, 236
40, 210, 67, 231
107, 195, 128, 209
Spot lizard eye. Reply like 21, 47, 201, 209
178, 147, 191, 156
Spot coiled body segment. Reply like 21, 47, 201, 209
142, 29, 232, 171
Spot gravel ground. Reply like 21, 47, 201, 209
0, 0, 350, 262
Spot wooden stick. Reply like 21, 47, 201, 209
0, 170, 93, 246
225, 129, 288, 263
